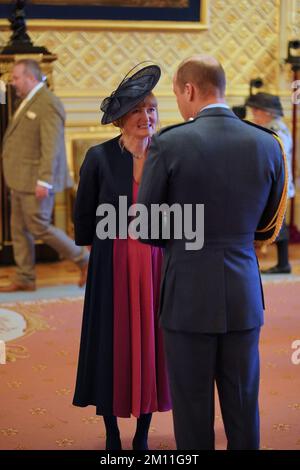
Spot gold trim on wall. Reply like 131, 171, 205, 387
57, 89, 279, 99
0, 1, 208, 31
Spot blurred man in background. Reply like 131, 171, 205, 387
0, 59, 89, 292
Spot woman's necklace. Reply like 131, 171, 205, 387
119, 136, 149, 160
132, 153, 145, 160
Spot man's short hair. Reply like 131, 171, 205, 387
176, 56, 226, 97
14, 59, 43, 82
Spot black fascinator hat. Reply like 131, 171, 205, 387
100, 62, 161, 125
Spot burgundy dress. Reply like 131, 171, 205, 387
112, 179, 171, 417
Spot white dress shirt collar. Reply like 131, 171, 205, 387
13, 82, 44, 121
25, 81, 44, 103
200, 103, 230, 113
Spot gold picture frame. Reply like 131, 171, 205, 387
0, 1, 209, 31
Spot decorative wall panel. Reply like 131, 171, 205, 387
0, 0, 280, 96
1, 0, 300, 227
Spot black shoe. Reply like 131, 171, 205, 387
261, 264, 291, 274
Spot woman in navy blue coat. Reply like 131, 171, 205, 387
72, 64, 171, 450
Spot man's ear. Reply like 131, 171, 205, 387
25, 71, 36, 83
184, 82, 194, 102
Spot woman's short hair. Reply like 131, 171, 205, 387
113, 92, 158, 129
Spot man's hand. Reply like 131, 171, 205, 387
35, 184, 49, 199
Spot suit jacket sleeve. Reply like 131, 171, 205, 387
74, 147, 100, 246
38, 97, 65, 186
255, 136, 288, 244
138, 134, 168, 247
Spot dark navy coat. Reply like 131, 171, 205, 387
138, 107, 286, 334
72, 136, 134, 414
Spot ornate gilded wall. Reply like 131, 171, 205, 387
1, 0, 298, 127
0, 0, 283, 99
1, 1, 297, 155
1, 0, 300, 226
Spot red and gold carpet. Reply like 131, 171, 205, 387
0, 281, 299, 450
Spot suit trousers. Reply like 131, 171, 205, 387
163, 327, 260, 450
10, 190, 88, 284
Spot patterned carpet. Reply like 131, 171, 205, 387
0, 281, 299, 450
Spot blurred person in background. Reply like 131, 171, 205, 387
246, 92, 294, 274
0, 59, 89, 292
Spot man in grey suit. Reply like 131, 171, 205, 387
0, 59, 89, 291
138, 56, 287, 449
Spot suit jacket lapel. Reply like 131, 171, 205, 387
3, 88, 44, 142
109, 137, 133, 206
